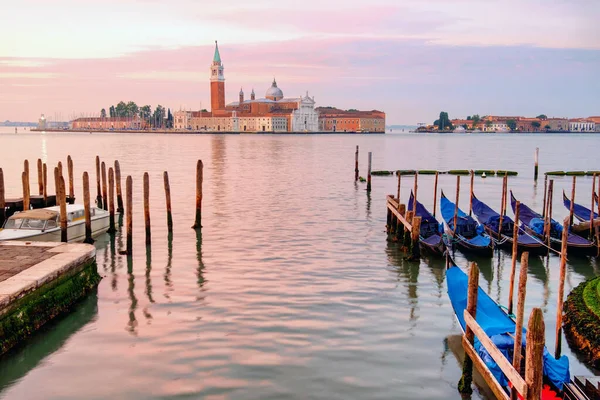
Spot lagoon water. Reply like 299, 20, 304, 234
0, 127, 599, 399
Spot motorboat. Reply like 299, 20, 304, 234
0, 204, 111, 242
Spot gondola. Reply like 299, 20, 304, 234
440, 191, 492, 255
407, 191, 445, 255
446, 257, 570, 399
471, 193, 546, 254
562, 191, 598, 222
510, 191, 596, 255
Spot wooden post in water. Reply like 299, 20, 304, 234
508, 201, 520, 315
396, 173, 401, 203
54, 167, 60, 206
192, 160, 203, 229
545, 180, 554, 250
37, 159, 43, 195
542, 174, 548, 218
433, 171, 439, 218
42, 163, 48, 205
469, 170, 474, 216
115, 160, 124, 213
413, 172, 418, 213
59, 176, 67, 242
458, 262, 479, 394
397, 204, 406, 242
95, 156, 103, 209
591, 174, 596, 238
144, 172, 151, 246
525, 308, 545, 400
511, 251, 529, 400
555, 217, 569, 359
0, 169, 4, 226
67, 155, 74, 203
101, 162, 108, 211
498, 175, 507, 239
164, 171, 173, 233
108, 167, 116, 233
82, 172, 94, 244
126, 176, 133, 255
22, 172, 30, 211
57, 161, 63, 179
410, 216, 421, 260
453, 176, 460, 235
366, 152, 372, 192
534, 147, 539, 181
354, 145, 359, 182
569, 176, 576, 226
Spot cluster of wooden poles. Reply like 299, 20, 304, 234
0, 157, 205, 256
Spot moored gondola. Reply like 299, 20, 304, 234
562, 191, 598, 222
407, 191, 445, 255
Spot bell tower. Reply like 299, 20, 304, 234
210, 41, 225, 111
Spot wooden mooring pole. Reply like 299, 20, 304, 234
115, 160, 124, 213
555, 217, 569, 359
54, 167, 60, 206
525, 308, 545, 400
534, 147, 539, 181
101, 161, 108, 211
458, 262, 479, 395
410, 216, 421, 260
67, 155, 74, 203
542, 174, 548, 218
59, 176, 67, 242
0, 169, 4, 226
453, 176, 460, 235
366, 152, 372, 192
511, 251, 529, 400
469, 170, 474, 216
42, 163, 48, 205
96, 156, 103, 209
108, 167, 116, 234
498, 175, 507, 239
413, 172, 418, 213
568, 176, 576, 226
508, 201, 520, 315
22, 170, 30, 211
57, 161, 63, 179
37, 159, 43, 195
144, 172, 151, 246
82, 172, 94, 244
396, 173, 401, 204
164, 171, 173, 233
545, 180, 554, 250
126, 176, 133, 255
354, 145, 359, 182
433, 171, 439, 218
192, 160, 203, 229
591, 174, 597, 238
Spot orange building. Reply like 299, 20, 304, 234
316, 108, 385, 132
71, 117, 146, 130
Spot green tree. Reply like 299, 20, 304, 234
471, 114, 481, 125
466, 116, 472, 120
506, 119, 517, 131
140, 105, 152, 120
126, 101, 139, 117
200, 109, 208, 112
544, 124, 551, 131
531, 121, 541, 130
152, 105, 165, 128
115, 101, 127, 117
462, 124, 468, 129
536, 114, 547, 120
166, 108, 173, 128
109, 106, 116, 118
437, 111, 452, 131
100, 108, 106, 118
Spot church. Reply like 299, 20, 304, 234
174, 42, 320, 132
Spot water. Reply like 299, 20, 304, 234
0, 128, 599, 399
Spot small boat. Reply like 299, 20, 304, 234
440, 191, 492, 255
407, 191, 445, 255
562, 191, 598, 222
471, 193, 545, 254
510, 192, 595, 255
446, 259, 571, 398
0, 204, 111, 242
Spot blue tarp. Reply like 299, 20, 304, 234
440, 193, 484, 239
408, 192, 440, 238
563, 191, 598, 222
472, 194, 513, 234
446, 265, 570, 390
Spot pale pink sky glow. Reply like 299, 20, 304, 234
1, 0, 599, 124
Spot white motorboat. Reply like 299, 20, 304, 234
0, 204, 111, 242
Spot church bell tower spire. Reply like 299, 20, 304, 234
210, 41, 225, 111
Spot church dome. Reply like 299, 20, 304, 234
265, 79, 283, 101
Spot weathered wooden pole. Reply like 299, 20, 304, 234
54, 167, 60, 206
67, 155, 74, 203
458, 262, 479, 394
469, 170, 474, 216
22, 171, 30, 211
96, 156, 103, 209
413, 172, 418, 213
453, 176, 460, 235
366, 152, 372, 192
545, 180, 554, 249
101, 161, 108, 211
433, 171, 439, 218
192, 160, 203, 229
82, 172, 94, 244
555, 217, 569, 359
115, 160, 124, 213
143, 172, 151, 246
542, 174, 548, 218
42, 163, 48, 204
57, 161, 63, 180
164, 171, 173, 233
591, 174, 597, 238
508, 201, 520, 315
108, 167, 116, 233
568, 176, 576, 226
354, 145, 359, 182
525, 308, 545, 400
396, 173, 401, 203
0, 169, 4, 226
37, 159, 43, 195
512, 251, 529, 398
59, 176, 67, 242
410, 216, 421, 260
498, 175, 507, 238
126, 176, 133, 255
534, 147, 539, 181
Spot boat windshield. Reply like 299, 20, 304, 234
4, 218, 24, 229
5, 218, 47, 230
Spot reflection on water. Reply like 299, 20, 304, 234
0, 131, 599, 399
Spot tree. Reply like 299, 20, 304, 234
166, 108, 173, 128
100, 108, 106, 118
115, 101, 127, 117
109, 106, 116, 118
200, 109, 208, 112
485, 120, 492, 129
471, 114, 481, 125
437, 111, 452, 131
126, 101, 139, 117
536, 114, 547, 120
462, 124, 468, 129
152, 105, 165, 128
506, 119, 517, 131
433, 119, 440, 126
544, 124, 551, 131
531, 121, 541, 130
140, 105, 152, 119
466, 116, 472, 120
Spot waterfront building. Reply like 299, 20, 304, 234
316, 107, 385, 132
37, 114, 47, 130
569, 118, 596, 132
588, 117, 600, 132
71, 116, 146, 130
544, 118, 569, 132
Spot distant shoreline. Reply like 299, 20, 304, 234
28, 128, 386, 135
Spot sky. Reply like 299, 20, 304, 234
1, 0, 599, 124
